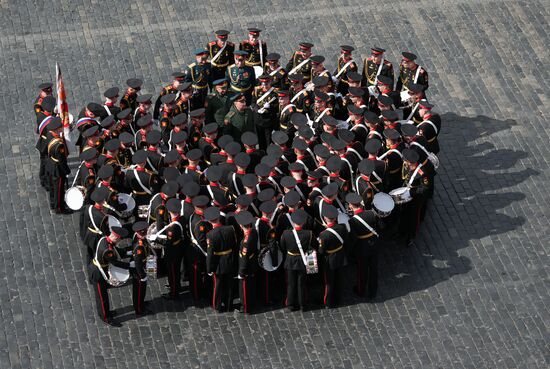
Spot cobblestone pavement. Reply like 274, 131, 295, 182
0, 0, 549, 368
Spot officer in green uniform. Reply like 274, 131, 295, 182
223, 93, 255, 142
205, 78, 232, 126
185, 48, 213, 106
226, 50, 256, 104
207, 30, 235, 82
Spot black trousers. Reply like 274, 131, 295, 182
255, 126, 272, 151
399, 197, 424, 240
188, 257, 207, 302
286, 269, 306, 309
132, 278, 147, 314
212, 273, 233, 311
93, 279, 110, 322
356, 253, 378, 298
39, 154, 47, 188
238, 275, 255, 313
48, 175, 66, 211
323, 266, 343, 308
165, 255, 182, 298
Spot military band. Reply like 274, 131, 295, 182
34, 29, 439, 325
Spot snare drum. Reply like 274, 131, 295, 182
372, 192, 395, 217
108, 265, 130, 287
107, 215, 122, 231
64, 186, 85, 210
117, 193, 136, 218
137, 205, 149, 219
146, 223, 164, 249
253, 66, 264, 79
145, 254, 158, 279
389, 187, 413, 204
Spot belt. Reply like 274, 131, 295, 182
357, 233, 374, 239
326, 245, 344, 254
389, 168, 401, 174
193, 84, 208, 89
427, 136, 437, 143
87, 227, 102, 234
230, 85, 252, 92
240, 251, 256, 258
287, 251, 300, 256
422, 158, 429, 166
214, 249, 232, 256
211, 62, 229, 68
172, 239, 182, 246
50, 157, 60, 162
92, 259, 108, 268
132, 190, 147, 195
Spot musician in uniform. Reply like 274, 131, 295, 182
160, 198, 186, 299
131, 221, 153, 316
417, 100, 440, 154
134, 114, 154, 150
286, 42, 313, 83
362, 47, 394, 88
45, 117, 71, 213
205, 206, 237, 312
34, 82, 53, 118
240, 27, 267, 69
235, 211, 258, 314
264, 53, 288, 90
75, 103, 102, 150
333, 45, 358, 96
120, 78, 143, 112
396, 52, 429, 92
88, 226, 130, 327
280, 209, 317, 311
81, 187, 111, 261
102, 87, 120, 118
208, 30, 235, 82
252, 74, 279, 149
35, 95, 56, 188
382, 128, 405, 191
74, 148, 99, 205
226, 50, 256, 104
288, 74, 312, 114
188, 196, 212, 304
124, 150, 162, 212
309, 55, 333, 90
205, 78, 232, 126
154, 72, 185, 119
346, 193, 380, 298
186, 48, 213, 106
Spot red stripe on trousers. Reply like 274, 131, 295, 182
97, 283, 107, 321
212, 274, 217, 309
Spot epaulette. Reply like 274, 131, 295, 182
225, 111, 235, 120
383, 60, 393, 66
188, 62, 196, 68
208, 41, 216, 46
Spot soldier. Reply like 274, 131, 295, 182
102, 87, 121, 117
280, 209, 317, 311
80, 187, 112, 261
333, 45, 358, 96
288, 74, 312, 114
396, 52, 429, 92
399, 149, 434, 247
161, 198, 185, 299
75, 103, 102, 150
120, 78, 143, 112
235, 211, 258, 314
346, 193, 380, 298
286, 42, 314, 83
240, 27, 268, 69
205, 78, 232, 126
134, 114, 153, 150
276, 90, 296, 134
74, 148, 99, 205
186, 48, 213, 106
34, 82, 53, 118
45, 117, 71, 213
88, 226, 130, 327
362, 47, 394, 88
124, 150, 162, 213
132, 94, 153, 127
35, 95, 57, 188
264, 53, 288, 90
188, 195, 212, 304
158, 93, 179, 145
154, 72, 185, 119
208, 30, 235, 82
417, 100, 441, 154
223, 93, 255, 142
226, 50, 256, 104
205, 206, 238, 312
381, 128, 404, 191
131, 221, 153, 316
309, 55, 333, 90
252, 74, 279, 149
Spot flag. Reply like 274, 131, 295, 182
56, 63, 70, 128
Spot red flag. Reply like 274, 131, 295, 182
56, 63, 70, 128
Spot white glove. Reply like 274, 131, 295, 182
208, 272, 213, 277
140, 277, 148, 282
331, 76, 338, 83
129, 261, 135, 268
263, 102, 270, 109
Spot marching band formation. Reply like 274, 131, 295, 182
34, 28, 441, 326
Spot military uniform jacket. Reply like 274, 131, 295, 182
264, 65, 289, 90
396, 64, 429, 91
285, 52, 312, 82
124, 168, 161, 204
189, 212, 212, 258
362, 57, 394, 87
132, 236, 150, 280
90, 236, 130, 283
252, 86, 279, 127
417, 114, 440, 154
348, 210, 379, 257
154, 84, 178, 119
75, 163, 97, 203
278, 103, 296, 133
318, 224, 348, 269
120, 92, 138, 113
226, 64, 256, 93
35, 112, 55, 152
46, 136, 70, 177
334, 56, 358, 84
289, 88, 312, 114
34, 95, 45, 119
240, 40, 267, 67
205, 91, 232, 125
208, 41, 235, 68
185, 62, 212, 90
224, 106, 255, 141
280, 228, 317, 271
238, 229, 259, 276
403, 162, 434, 198
206, 225, 238, 275
162, 218, 185, 259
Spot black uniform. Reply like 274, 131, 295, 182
45, 135, 70, 212
162, 217, 185, 299
237, 228, 258, 313
348, 210, 379, 298
188, 212, 211, 302
318, 224, 348, 307
131, 236, 149, 315
206, 225, 237, 311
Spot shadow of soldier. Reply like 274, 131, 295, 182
341, 113, 537, 304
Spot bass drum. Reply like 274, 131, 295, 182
64, 186, 85, 211
389, 187, 412, 204
117, 193, 136, 218
372, 192, 395, 217
258, 246, 283, 272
